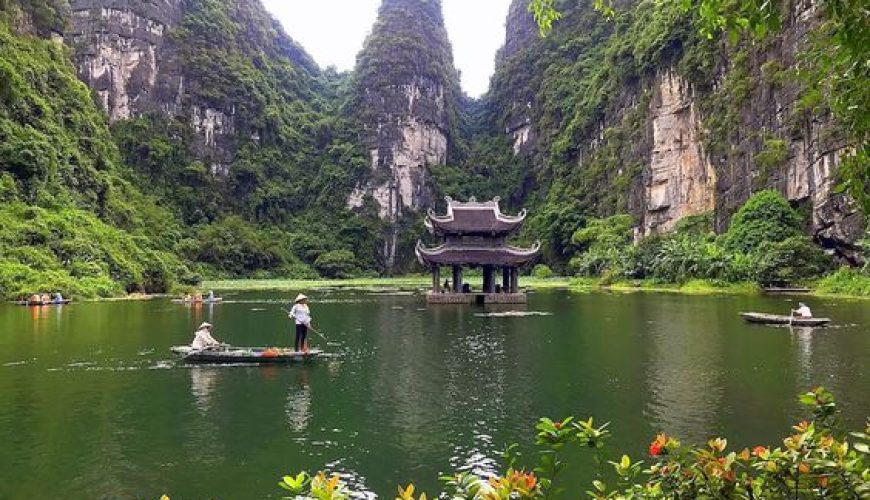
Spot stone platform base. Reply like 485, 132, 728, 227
426, 292, 527, 305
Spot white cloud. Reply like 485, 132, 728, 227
260, 0, 513, 97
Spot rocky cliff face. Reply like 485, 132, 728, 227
491, 0, 863, 261
66, 0, 182, 122
643, 69, 716, 235
350, 0, 461, 270
494, 0, 538, 156
63, 0, 320, 180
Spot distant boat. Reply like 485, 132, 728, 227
15, 299, 72, 306
740, 312, 831, 327
171, 297, 223, 304
171, 346, 324, 364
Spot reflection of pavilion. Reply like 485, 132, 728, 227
416, 197, 540, 304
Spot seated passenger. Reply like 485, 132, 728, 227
29, 294, 41, 305
40, 293, 51, 304
191, 322, 221, 350
53, 292, 64, 303
791, 302, 813, 318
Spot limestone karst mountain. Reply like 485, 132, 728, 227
0, 0, 864, 297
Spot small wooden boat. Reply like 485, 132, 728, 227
15, 299, 72, 306
171, 346, 324, 364
740, 312, 831, 327
171, 297, 223, 304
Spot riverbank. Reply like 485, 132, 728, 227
199, 275, 870, 299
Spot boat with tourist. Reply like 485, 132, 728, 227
740, 312, 831, 327
171, 345, 325, 364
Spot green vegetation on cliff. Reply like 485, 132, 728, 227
113, 0, 388, 277
0, 21, 192, 299
567, 191, 838, 287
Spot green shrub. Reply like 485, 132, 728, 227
721, 190, 803, 253
754, 236, 833, 285
569, 215, 634, 277
313, 250, 358, 279
815, 267, 870, 296
531, 264, 554, 279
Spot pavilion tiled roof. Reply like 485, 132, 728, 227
425, 196, 527, 235
415, 240, 541, 266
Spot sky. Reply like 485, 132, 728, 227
260, 0, 514, 97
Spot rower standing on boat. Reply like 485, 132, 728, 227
191, 322, 222, 350
791, 302, 813, 319
288, 294, 312, 353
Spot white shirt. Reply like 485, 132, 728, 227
191, 328, 219, 350
795, 305, 812, 318
289, 303, 311, 326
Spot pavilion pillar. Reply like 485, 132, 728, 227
510, 267, 519, 294
452, 265, 462, 293
483, 265, 495, 293
432, 266, 440, 293
502, 267, 510, 292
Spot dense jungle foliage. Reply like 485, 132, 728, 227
568, 191, 835, 286
0, 0, 866, 299
517, 0, 868, 251
0, 19, 195, 299
114, 0, 387, 278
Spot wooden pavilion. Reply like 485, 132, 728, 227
415, 197, 540, 304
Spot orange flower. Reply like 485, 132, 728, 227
818, 476, 829, 488
524, 473, 536, 490
553, 421, 563, 430
798, 462, 810, 474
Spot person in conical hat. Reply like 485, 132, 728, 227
288, 294, 312, 353
191, 322, 221, 350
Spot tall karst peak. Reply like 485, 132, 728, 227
349, 0, 462, 271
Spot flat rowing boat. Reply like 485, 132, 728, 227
171, 346, 324, 363
740, 312, 831, 327
15, 299, 72, 306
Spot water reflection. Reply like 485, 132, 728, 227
791, 326, 815, 388
286, 368, 312, 432
190, 366, 221, 413
186, 366, 224, 465
644, 297, 724, 442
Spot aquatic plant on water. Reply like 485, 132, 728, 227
277, 388, 869, 499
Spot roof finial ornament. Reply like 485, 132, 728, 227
469, 196, 477, 202
444, 195, 453, 204
492, 196, 501, 203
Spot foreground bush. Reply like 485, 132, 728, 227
279, 388, 868, 499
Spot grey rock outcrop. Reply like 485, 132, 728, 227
66, 0, 183, 122
350, 0, 461, 270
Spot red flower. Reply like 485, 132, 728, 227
752, 446, 768, 458
553, 421, 563, 430
649, 441, 663, 457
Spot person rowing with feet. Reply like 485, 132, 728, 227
288, 294, 313, 353
190, 322, 224, 351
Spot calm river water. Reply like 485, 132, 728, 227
0, 289, 867, 498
